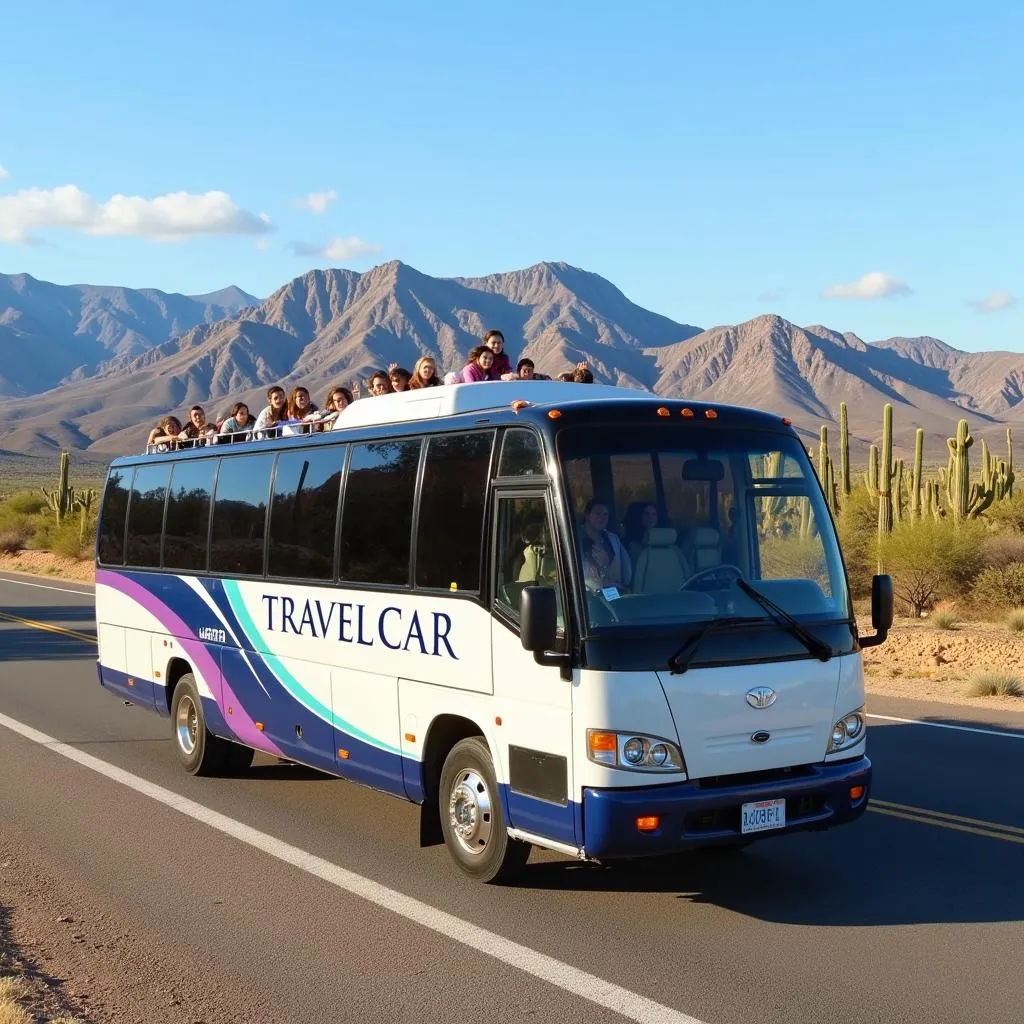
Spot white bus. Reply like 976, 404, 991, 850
94, 381, 891, 882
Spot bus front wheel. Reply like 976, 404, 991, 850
171, 673, 227, 776
439, 737, 530, 883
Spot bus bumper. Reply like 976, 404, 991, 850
581, 755, 871, 859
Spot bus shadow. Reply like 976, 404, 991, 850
0, 627, 96, 661
2, 604, 96, 624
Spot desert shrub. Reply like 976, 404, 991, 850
0, 530, 26, 554
878, 518, 985, 617
980, 532, 1024, 568
3, 491, 47, 516
1007, 607, 1024, 632
986, 493, 1024, 533
30, 517, 92, 559
759, 535, 828, 589
966, 670, 1023, 698
971, 564, 1024, 611
836, 486, 878, 599
931, 609, 958, 629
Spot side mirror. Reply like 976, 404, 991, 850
521, 586, 558, 653
520, 586, 571, 673
860, 574, 893, 648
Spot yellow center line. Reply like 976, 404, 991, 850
868, 799, 1024, 846
0, 609, 97, 645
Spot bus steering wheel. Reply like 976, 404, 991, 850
680, 564, 744, 592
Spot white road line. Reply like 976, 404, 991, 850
0, 575, 95, 597
867, 713, 1024, 741
0, 710, 705, 1024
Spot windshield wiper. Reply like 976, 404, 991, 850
666, 616, 765, 675
735, 578, 834, 662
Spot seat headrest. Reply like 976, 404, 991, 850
643, 527, 678, 547
694, 527, 720, 546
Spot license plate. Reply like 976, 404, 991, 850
741, 798, 786, 834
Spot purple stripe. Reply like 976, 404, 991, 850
96, 569, 282, 756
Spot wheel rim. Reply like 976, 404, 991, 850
448, 768, 493, 856
175, 694, 199, 756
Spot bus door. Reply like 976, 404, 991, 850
490, 491, 576, 848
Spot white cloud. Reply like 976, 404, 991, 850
970, 290, 1016, 313
254, 238, 273, 252
290, 236, 381, 262
758, 288, 784, 304
821, 271, 911, 300
0, 184, 274, 244
291, 189, 338, 214
0, 165, 9, 181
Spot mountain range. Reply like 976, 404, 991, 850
0, 260, 1020, 461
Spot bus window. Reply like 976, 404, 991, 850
124, 464, 170, 568
416, 432, 493, 592
162, 459, 216, 572
210, 453, 275, 576
267, 447, 344, 581
340, 439, 422, 586
98, 468, 131, 566
498, 429, 543, 477
494, 495, 561, 623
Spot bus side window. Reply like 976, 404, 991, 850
98, 468, 132, 566
493, 495, 560, 624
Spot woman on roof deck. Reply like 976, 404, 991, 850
388, 364, 411, 391
147, 416, 182, 452
286, 385, 319, 434
482, 329, 515, 380
253, 385, 289, 439
321, 385, 354, 430
409, 355, 442, 388
368, 371, 393, 396
462, 345, 495, 383
219, 401, 253, 443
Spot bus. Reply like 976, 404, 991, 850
93, 381, 892, 882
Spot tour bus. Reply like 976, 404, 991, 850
93, 381, 892, 882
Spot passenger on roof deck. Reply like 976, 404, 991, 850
312, 385, 352, 431
147, 416, 182, 451
482, 329, 517, 380
388, 364, 411, 391
517, 358, 550, 380
287, 385, 319, 433
219, 402, 253, 443
254, 385, 289, 439
180, 405, 218, 447
462, 345, 496, 383
369, 371, 393, 396
409, 356, 442, 388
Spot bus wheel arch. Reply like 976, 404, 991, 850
418, 715, 488, 848
164, 657, 194, 715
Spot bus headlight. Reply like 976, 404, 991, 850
587, 730, 685, 772
827, 708, 865, 752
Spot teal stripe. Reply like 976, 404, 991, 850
221, 579, 401, 755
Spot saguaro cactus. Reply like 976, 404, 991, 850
73, 488, 97, 544
877, 404, 895, 538
839, 402, 851, 498
946, 419, 993, 521
1005, 427, 1015, 499
910, 428, 924, 521
924, 479, 944, 520
41, 449, 73, 524
818, 426, 836, 515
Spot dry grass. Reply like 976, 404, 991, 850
966, 670, 1024, 698
0, 979, 31, 1004
931, 609, 958, 630
1007, 607, 1024, 633
0, 997, 33, 1024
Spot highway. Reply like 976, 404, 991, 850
2, 570, 1023, 1024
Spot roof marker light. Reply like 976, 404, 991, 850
705, 409, 718, 420
657, 406, 670, 417
511, 400, 529, 413
782, 417, 792, 426
681, 408, 694, 418
548, 409, 562, 419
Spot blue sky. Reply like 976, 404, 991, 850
1, 1, 1020, 350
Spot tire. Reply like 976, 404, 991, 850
171, 673, 228, 776
439, 737, 530, 883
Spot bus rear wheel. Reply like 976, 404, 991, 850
439, 737, 530, 883
171, 673, 227, 776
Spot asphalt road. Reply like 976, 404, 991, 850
2, 570, 1023, 1024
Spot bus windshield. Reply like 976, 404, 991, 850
557, 424, 851, 633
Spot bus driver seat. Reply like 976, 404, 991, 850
632, 527, 691, 594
